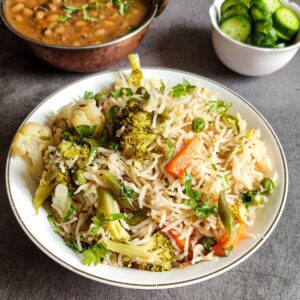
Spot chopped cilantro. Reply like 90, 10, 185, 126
91, 214, 125, 234
83, 90, 94, 100
172, 79, 196, 98
166, 138, 175, 159
75, 125, 96, 138
82, 243, 110, 266
183, 171, 218, 219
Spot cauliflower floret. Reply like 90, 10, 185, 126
58, 100, 104, 135
12, 122, 53, 180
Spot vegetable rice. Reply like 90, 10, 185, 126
12, 54, 276, 271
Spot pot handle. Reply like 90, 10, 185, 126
154, 0, 169, 17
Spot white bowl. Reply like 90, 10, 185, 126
6, 68, 288, 289
209, 0, 300, 76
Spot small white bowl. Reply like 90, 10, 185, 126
209, 0, 300, 76
6, 68, 288, 289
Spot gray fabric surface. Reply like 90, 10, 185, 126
0, 0, 299, 299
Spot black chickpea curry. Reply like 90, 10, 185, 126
5, 0, 149, 46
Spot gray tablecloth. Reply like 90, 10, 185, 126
0, 0, 299, 299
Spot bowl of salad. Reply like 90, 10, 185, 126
209, 0, 300, 76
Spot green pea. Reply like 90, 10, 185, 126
261, 178, 275, 195
73, 169, 87, 186
192, 117, 205, 132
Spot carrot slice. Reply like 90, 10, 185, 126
212, 222, 246, 256
168, 230, 193, 259
166, 136, 200, 178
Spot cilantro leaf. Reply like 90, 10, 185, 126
183, 171, 218, 219
64, 4, 81, 13
172, 79, 196, 98
83, 90, 94, 100
166, 138, 175, 159
184, 171, 202, 202
222, 114, 240, 134
208, 100, 240, 134
194, 201, 218, 219
111, 87, 133, 98
75, 125, 96, 138
82, 243, 110, 266
208, 100, 232, 114
90, 1, 107, 10
112, 0, 134, 16
212, 163, 217, 171
120, 183, 138, 199
58, 5, 80, 23
82, 6, 97, 22
91, 213, 125, 234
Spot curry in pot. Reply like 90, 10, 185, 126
5, 0, 149, 46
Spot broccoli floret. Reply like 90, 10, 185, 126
115, 99, 156, 159
33, 168, 70, 212
58, 140, 90, 169
97, 188, 130, 243
105, 232, 176, 272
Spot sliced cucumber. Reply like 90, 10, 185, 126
248, 32, 276, 47
255, 21, 277, 42
222, 4, 251, 21
275, 28, 291, 41
220, 16, 252, 42
250, 5, 271, 22
273, 6, 300, 39
221, 0, 249, 14
251, 0, 282, 14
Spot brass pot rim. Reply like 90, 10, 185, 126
0, 0, 162, 50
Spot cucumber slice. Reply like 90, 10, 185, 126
220, 16, 252, 42
221, 0, 249, 14
275, 28, 291, 41
273, 6, 300, 39
251, 0, 282, 14
255, 21, 277, 42
250, 5, 271, 22
248, 32, 276, 47
222, 4, 251, 21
